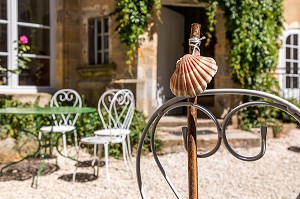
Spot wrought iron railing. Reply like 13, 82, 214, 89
136, 89, 300, 199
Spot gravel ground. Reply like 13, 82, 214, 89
0, 129, 300, 199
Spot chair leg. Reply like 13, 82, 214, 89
62, 132, 67, 156
38, 131, 49, 155
38, 131, 42, 140
49, 132, 54, 155
126, 134, 132, 157
104, 143, 110, 180
122, 141, 133, 177
122, 141, 129, 170
95, 144, 101, 177
38, 131, 44, 154
74, 130, 78, 151
92, 144, 97, 166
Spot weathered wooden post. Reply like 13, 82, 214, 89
169, 22, 217, 198
187, 23, 201, 199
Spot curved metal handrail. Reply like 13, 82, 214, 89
221, 101, 291, 161
136, 89, 300, 199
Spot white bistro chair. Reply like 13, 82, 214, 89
73, 89, 135, 181
39, 89, 82, 156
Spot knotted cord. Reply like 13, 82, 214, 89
188, 33, 206, 55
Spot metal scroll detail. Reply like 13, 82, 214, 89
136, 89, 300, 199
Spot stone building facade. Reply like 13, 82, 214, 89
1, 0, 299, 118
57, 0, 236, 117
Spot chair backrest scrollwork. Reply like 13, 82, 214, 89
50, 89, 82, 126
98, 89, 135, 136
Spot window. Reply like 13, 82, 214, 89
285, 32, 300, 88
0, 0, 55, 91
0, 0, 8, 85
88, 16, 109, 65
278, 29, 300, 100
284, 31, 299, 89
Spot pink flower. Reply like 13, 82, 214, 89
19, 35, 28, 44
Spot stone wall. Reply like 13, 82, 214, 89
136, 30, 159, 115
57, 0, 134, 106
56, 0, 81, 90
1, 0, 298, 120
283, 0, 300, 27
55, 0, 297, 117
213, 9, 241, 120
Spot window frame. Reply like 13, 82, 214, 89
278, 29, 300, 100
88, 16, 109, 65
284, 30, 299, 89
0, 0, 56, 93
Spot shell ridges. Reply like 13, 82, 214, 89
170, 54, 218, 97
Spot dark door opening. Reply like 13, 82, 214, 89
157, 6, 216, 116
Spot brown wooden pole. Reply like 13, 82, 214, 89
187, 23, 201, 199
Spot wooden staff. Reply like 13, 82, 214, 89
187, 23, 201, 199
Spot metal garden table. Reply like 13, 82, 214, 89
0, 106, 96, 115
0, 106, 96, 187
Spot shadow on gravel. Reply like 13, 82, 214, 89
287, 146, 300, 153
0, 158, 59, 181
75, 160, 105, 168
59, 160, 105, 183
59, 173, 98, 183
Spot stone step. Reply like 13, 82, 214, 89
153, 117, 298, 154
156, 116, 224, 129
157, 127, 262, 154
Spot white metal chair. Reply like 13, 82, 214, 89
39, 89, 82, 156
73, 89, 135, 181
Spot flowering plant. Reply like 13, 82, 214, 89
15, 35, 31, 74
0, 35, 31, 74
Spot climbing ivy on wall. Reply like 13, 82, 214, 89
204, 0, 284, 130
114, 0, 161, 75
205, 0, 283, 92
115, 0, 283, 92
115, 0, 285, 130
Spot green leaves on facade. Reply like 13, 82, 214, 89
205, 0, 283, 93
114, 0, 161, 75
115, 0, 283, 93
204, 0, 285, 131
0, 35, 31, 85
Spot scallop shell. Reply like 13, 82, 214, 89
170, 54, 218, 97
